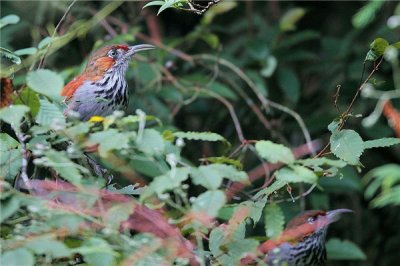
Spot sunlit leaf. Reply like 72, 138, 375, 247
264, 203, 284, 238
255, 140, 295, 164
330, 129, 364, 165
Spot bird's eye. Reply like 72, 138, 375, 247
108, 49, 117, 57
307, 216, 316, 224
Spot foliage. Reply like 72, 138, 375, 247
1, 1, 399, 265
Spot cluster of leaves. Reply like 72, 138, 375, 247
1, 1, 400, 265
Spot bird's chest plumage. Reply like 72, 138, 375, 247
267, 230, 327, 266
66, 71, 128, 121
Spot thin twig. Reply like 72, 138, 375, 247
37, 0, 77, 69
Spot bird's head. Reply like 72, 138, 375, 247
286, 208, 353, 232
84, 44, 155, 75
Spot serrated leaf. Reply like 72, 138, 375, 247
12, 88, 40, 117
1, 248, 34, 266
202, 157, 243, 170
174, 131, 227, 142
107, 184, 144, 195
364, 138, 400, 149
26, 69, 63, 101
104, 203, 134, 230
191, 164, 248, 190
255, 140, 295, 164
299, 158, 347, 168
264, 203, 284, 238
36, 98, 65, 127
326, 238, 366, 260
0, 14, 20, 29
330, 130, 364, 165
276, 166, 317, 184
247, 197, 268, 224
150, 167, 190, 195
0, 105, 29, 130
254, 179, 287, 199
136, 129, 165, 155
40, 150, 84, 185
328, 119, 340, 133
89, 129, 129, 157
192, 190, 226, 218
72, 238, 117, 266
0, 134, 22, 179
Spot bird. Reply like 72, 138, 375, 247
61, 44, 155, 121
242, 209, 353, 266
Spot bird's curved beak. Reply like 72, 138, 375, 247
326, 208, 353, 223
125, 44, 155, 58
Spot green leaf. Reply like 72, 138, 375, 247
201, 33, 220, 49
276, 166, 317, 184
330, 130, 364, 165
26, 69, 64, 101
104, 203, 134, 230
326, 238, 366, 260
0, 47, 21, 65
12, 88, 40, 117
1, 248, 34, 266
0, 195, 20, 222
14, 47, 38, 56
276, 67, 300, 102
365, 38, 389, 62
36, 98, 65, 127
201, 1, 237, 25
136, 129, 165, 155
246, 197, 268, 224
202, 156, 243, 170
174, 131, 227, 142
280, 8, 306, 32
255, 140, 295, 164
352, 1, 384, 29
142, 0, 165, 9
0, 133, 22, 180
254, 179, 287, 199
37, 36, 53, 49
149, 167, 190, 195
192, 190, 226, 218
25, 238, 71, 258
0, 14, 20, 29
364, 138, 400, 149
0, 105, 30, 129
260, 56, 278, 78
158, 0, 177, 15
191, 164, 248, 190
72, 238, 117, 266
89, 129, 129, 157
264, 203, 284, 239
40, 150, 84, 185
107, 184, 144, 195
299, 158, 347, 168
